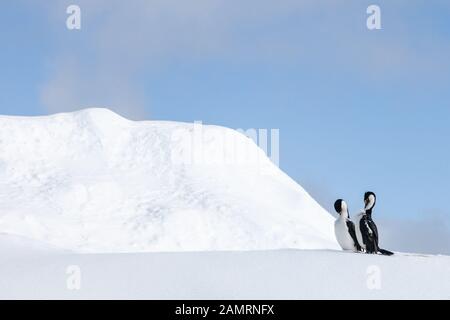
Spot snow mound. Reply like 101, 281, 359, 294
0, 108, 338, 252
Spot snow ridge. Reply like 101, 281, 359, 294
0, 108, 338, 253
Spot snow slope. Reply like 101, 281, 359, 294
0, 109, 449, 300
0, 235, 449, 299
0, 108, 338, 252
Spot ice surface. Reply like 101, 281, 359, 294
0, 235, 448, 299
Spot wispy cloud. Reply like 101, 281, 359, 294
36, 0, 450, 118
40, 56, 147, 119
36, 0, 319, 118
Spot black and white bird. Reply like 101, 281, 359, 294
355, 191, 393, 256
334, 199, 361, 252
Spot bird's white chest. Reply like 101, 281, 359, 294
334, 219, 355, 251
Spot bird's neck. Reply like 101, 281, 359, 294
341, 210, 349, 219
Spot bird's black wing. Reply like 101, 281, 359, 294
367, 217, 394, 255
359, 215, 377, 253
346, 220, 361, 251
367, 218, 379, 249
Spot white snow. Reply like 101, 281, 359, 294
1, 108, 449, 299
0, 108, 337, 253
0, 234, 449, 299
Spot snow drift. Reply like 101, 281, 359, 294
0, 108, 338, 252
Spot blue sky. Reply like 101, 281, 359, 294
1, 0, 449, 254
